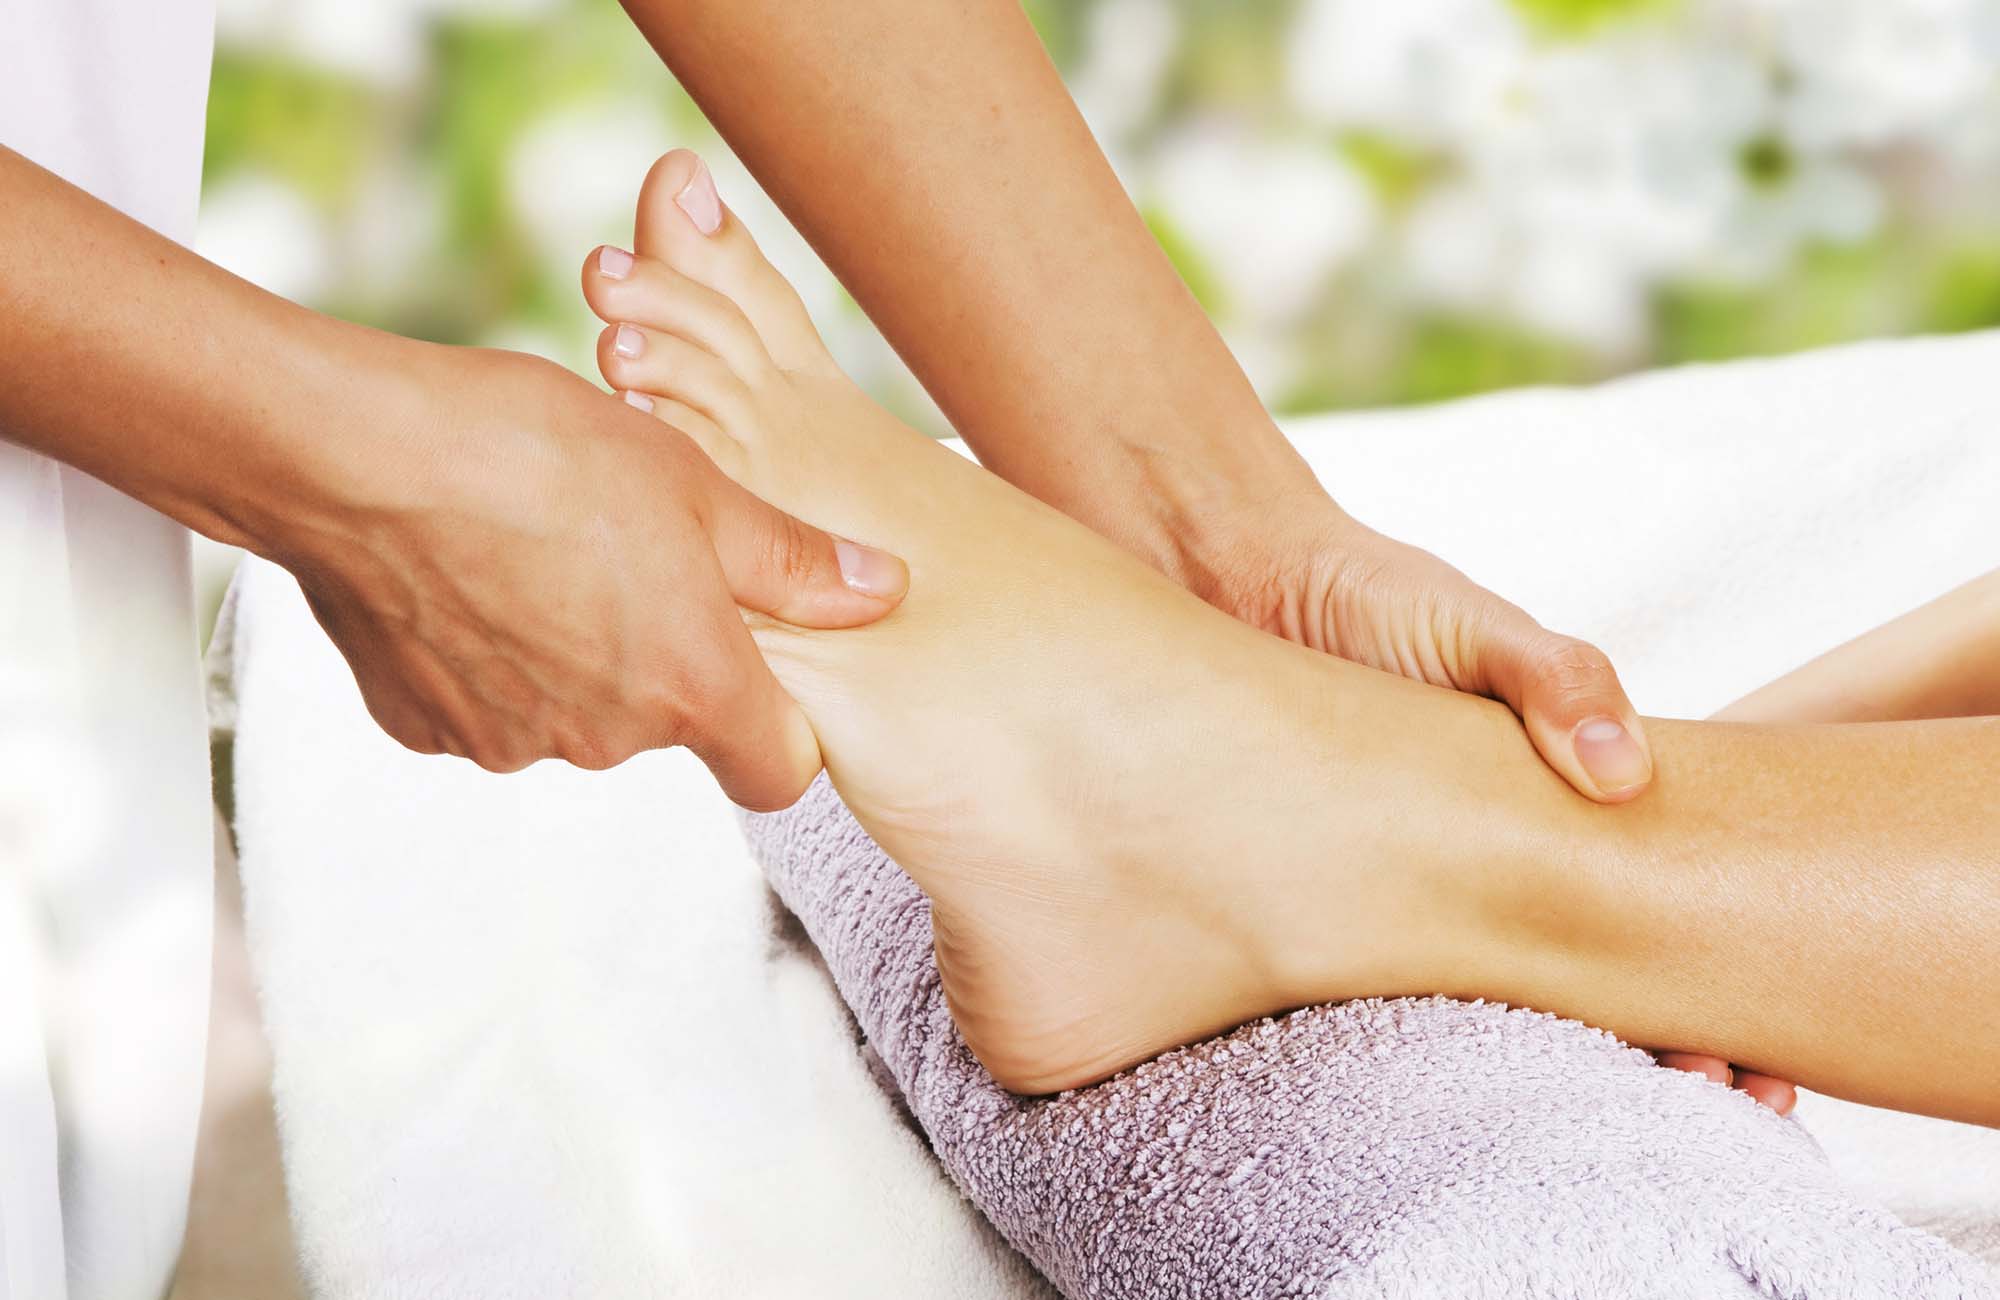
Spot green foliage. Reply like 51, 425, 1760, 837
1393, 317, 1591, 404
204, 53, 379, 204
1142, 206, 1229, 315
1737, 134, 1795, 190
1158, 1, 1296, 117
1509, 0, 1675, 37
1927, 244, 2000, 334
1022, 0, 1087, 67
1660, 252, 1867, 364
1278, 313, 1597, 414
1655, 237, 1993, 366
1337, 132, 1439, 210
202, 0, 2000, 418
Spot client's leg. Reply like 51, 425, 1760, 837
1659, 568, 2000, 1109
585, 152, 2000, 1124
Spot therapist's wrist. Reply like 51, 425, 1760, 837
1013, 414, 1326, 591
191, 318, 438, 570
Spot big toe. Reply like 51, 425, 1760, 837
633, 150, 831, 375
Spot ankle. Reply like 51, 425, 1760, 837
1249, 682, 1599, 1015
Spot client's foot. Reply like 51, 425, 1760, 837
583, 152, 1555, 1093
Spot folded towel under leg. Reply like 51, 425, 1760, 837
745, 778, 1998, 1300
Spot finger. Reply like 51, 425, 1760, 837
582, 245, 773, 380
1655, 1051, 1733, 1085
615, 388, 745, 479
356, 683, 445, 757
691, 456, 909, 628
302, 586, 450, 757
1479, 622, 1655, 803
666, 564, 826, 811
1731, 1071, 1799, 1116
597, 323, 752, 428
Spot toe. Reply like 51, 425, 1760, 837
582, 245, 774, 382
597, 323, 753, 431
631, 150, 832, 374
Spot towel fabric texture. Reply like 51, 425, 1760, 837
218, 331, 2000, 1297
746, 775, 1994, 1299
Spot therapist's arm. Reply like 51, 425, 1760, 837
619, 0, 1656, 804
0, 145, 905, 804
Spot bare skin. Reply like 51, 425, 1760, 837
1656, 569, 2000, 1113
1718, 570, 2000, 726
0, 146, 904, 803
621, 0, 1799, 1091
10, 0, 1784, 1092
589, 157, 2000, 1124
619, 0, 1659, 806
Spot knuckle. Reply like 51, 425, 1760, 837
360, 695, 442, 756
762, 511, 822, 589
646, 702, 694, 752
393, 728, 445, 757
552, 722, 643, 772
465, 735, 537, 774
559, 739, 620, 771
1527, 635, 1620, 701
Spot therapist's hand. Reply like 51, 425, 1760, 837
1165, 480, 1655, 803
1151, 475, 1802, 1112
0, 146, 899, 806
273, 343, 905, 806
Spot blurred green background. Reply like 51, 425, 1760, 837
198, 0, 2000, 429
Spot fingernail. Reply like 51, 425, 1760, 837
614, 324, 644, 359
1572, 716, 1652, 794
598, 246, 634, 280
834, 539, 908, 600
621, 389, 654, 413
676, 159, 723, 236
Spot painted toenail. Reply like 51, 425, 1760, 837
1572, 716, 1651, 794
614, 325, 644, 359
621, 390, 654, 413
675, 159, 723, 236
598, 246, 634, 279
834, 538, 909, 600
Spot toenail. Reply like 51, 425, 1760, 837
614, 325, 645, 359
598, 246, 634, 280
621, 390, 654, 413
675, 159, 723, 236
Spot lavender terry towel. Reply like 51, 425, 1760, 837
744, 777, 1997, 1300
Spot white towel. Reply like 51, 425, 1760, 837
218, 330, 2000, 1298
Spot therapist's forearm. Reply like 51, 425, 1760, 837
0, 145, 415, 554
618, 0, 1316, 563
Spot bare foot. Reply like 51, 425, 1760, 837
581, 152, 1552, 1093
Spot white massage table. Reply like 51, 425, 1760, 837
214, 330, 2000, 1297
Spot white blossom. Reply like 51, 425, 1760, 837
194, 173, 336, 303
1071, 0, 1182, 145
1148, 117, 1375, 325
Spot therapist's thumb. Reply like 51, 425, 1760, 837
1482, 626, 1654, 803
698, 468, 909, 628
